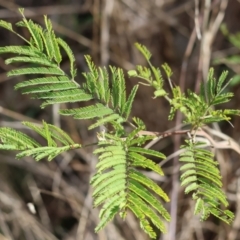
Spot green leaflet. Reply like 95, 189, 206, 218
14, 76, 70, 89
18, 9, 43, 51
118, 68, 127, 114
90, 169, 126, 187
96, 67, 109, 103
57, 38, 76, 78
128, 135, 154, 146
128, 152, 164, 175
89, 114, 121, 130
123, 84, 139, 119
0, 46, 43, 57
21, 82, 77, 94
43, 16, 61, 63
40, 92, 93, 107
129, 202, 156, 239
194, 198, 204, 215
129, 146, 166, 159
5, 56, 57, 67
94, 183, 125, 207
35, 89, 91, 100
94, 145, 125, 154
184, 182, 199, 194
126, 127, 144, 143
93, 176, 126, 197
97, 160, 126, 174
181, 175, 198, 186
95, 205, 120, 232
60, 104, 114, 120
98, 193, 125, 219
97, 150, 125, 158
96, 155, 126, 168
8, 67, 64, 76
110, 66, 126, 111
99, 67, 110, 103
0, 145, 20, 150
83, 56, 98, 93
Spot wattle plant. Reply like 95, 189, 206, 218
0, 9, 239, 239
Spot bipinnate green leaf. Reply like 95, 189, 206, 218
0, 13, 237, 238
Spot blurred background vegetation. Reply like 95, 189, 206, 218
1, 0, 240, 240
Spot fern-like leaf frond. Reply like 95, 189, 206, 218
180, 140, 234, 224
91, 131, 170, 239
0, 121, 81, 161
